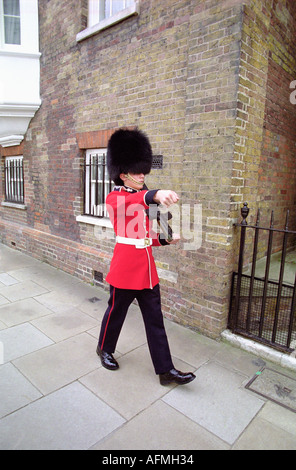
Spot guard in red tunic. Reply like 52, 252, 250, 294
96, 128, 196, 386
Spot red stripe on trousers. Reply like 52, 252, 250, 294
101, 287, 116, 351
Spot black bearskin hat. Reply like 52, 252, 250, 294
107, 128, 153, 185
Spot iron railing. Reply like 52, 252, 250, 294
229, 203, 296, 352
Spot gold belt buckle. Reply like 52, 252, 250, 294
144, 238, 150, 246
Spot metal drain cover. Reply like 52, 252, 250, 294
245, 368, 296, 413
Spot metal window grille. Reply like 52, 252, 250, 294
83, 151, 111, 218
4, 156, 24, 204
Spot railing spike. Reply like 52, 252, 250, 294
285, 210, 290, 231
270, 210, 274, 228
255, 208, 261, 226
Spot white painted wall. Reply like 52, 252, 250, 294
0, 0, 41, 147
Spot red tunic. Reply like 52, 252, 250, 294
105, 188, 162, 290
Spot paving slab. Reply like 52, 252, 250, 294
0, 381, 125, 450
0, 323, 53, 363
0, 363, 42, 418
92, 400, 230, 450
0, 298, 53, 327
0, 294, 10, 307
13, 332, 101, 394
36, 281, 109, 312
8, 264, 82, 291
212, 342, 267, 376
165, 320, 221, 369
163, 361, 265, 445
0, 248, 40, 272
232, 414, 296, 450
258, 400, 296, 436
80, 344, 181, 420
33, 290, 81, 313
0, 273, 19, 286
31, 307, 99, 342
72, 293, 109, 320
0, 280, 49, 302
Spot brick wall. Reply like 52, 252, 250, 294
0, 0, 295, 339
233, 0, 296, 265
259, 0, 296, 235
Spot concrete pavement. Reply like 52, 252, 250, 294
0, 242, 296, 450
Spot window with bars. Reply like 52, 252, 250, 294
4, 156, 24, 204
84, 149, 112, 218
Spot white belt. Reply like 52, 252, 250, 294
116, 236, 152, 249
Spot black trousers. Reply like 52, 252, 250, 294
98, 284, 174, 375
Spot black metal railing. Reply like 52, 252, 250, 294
4, 157, 24, 204
83, 153, 112, 217
229, 203, 296, 352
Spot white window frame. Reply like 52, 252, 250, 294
89, 0, 135, 25
1, 0, 21, 47
3, 155, 24, 205
76, 149, 113, 228
76, 0, 140, 42
0, 0, 40, 54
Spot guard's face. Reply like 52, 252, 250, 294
120, 173, 145, 189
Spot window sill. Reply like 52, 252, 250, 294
76, 1, 140, 42
1, 202, 27, 210
76, 214, 113, 228
0, 49, 41, 59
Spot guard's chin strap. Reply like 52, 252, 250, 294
125, 173, 145, 188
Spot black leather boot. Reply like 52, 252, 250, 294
96, 345, 119, 370
159, 368, 196, 385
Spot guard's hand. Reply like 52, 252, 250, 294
167, 234, 181, 245
153, 190, 179, 208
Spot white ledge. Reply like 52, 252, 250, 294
1, 202, 27, 210
0, 103, 41, 147
0, 103, 41, 117
76, 2, 140, 42
76, 215, 113, 228
0, 50, 41, 59
0, 135, 24, 147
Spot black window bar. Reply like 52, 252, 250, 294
4, 157, 24, 204
83, 153, 112, 218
